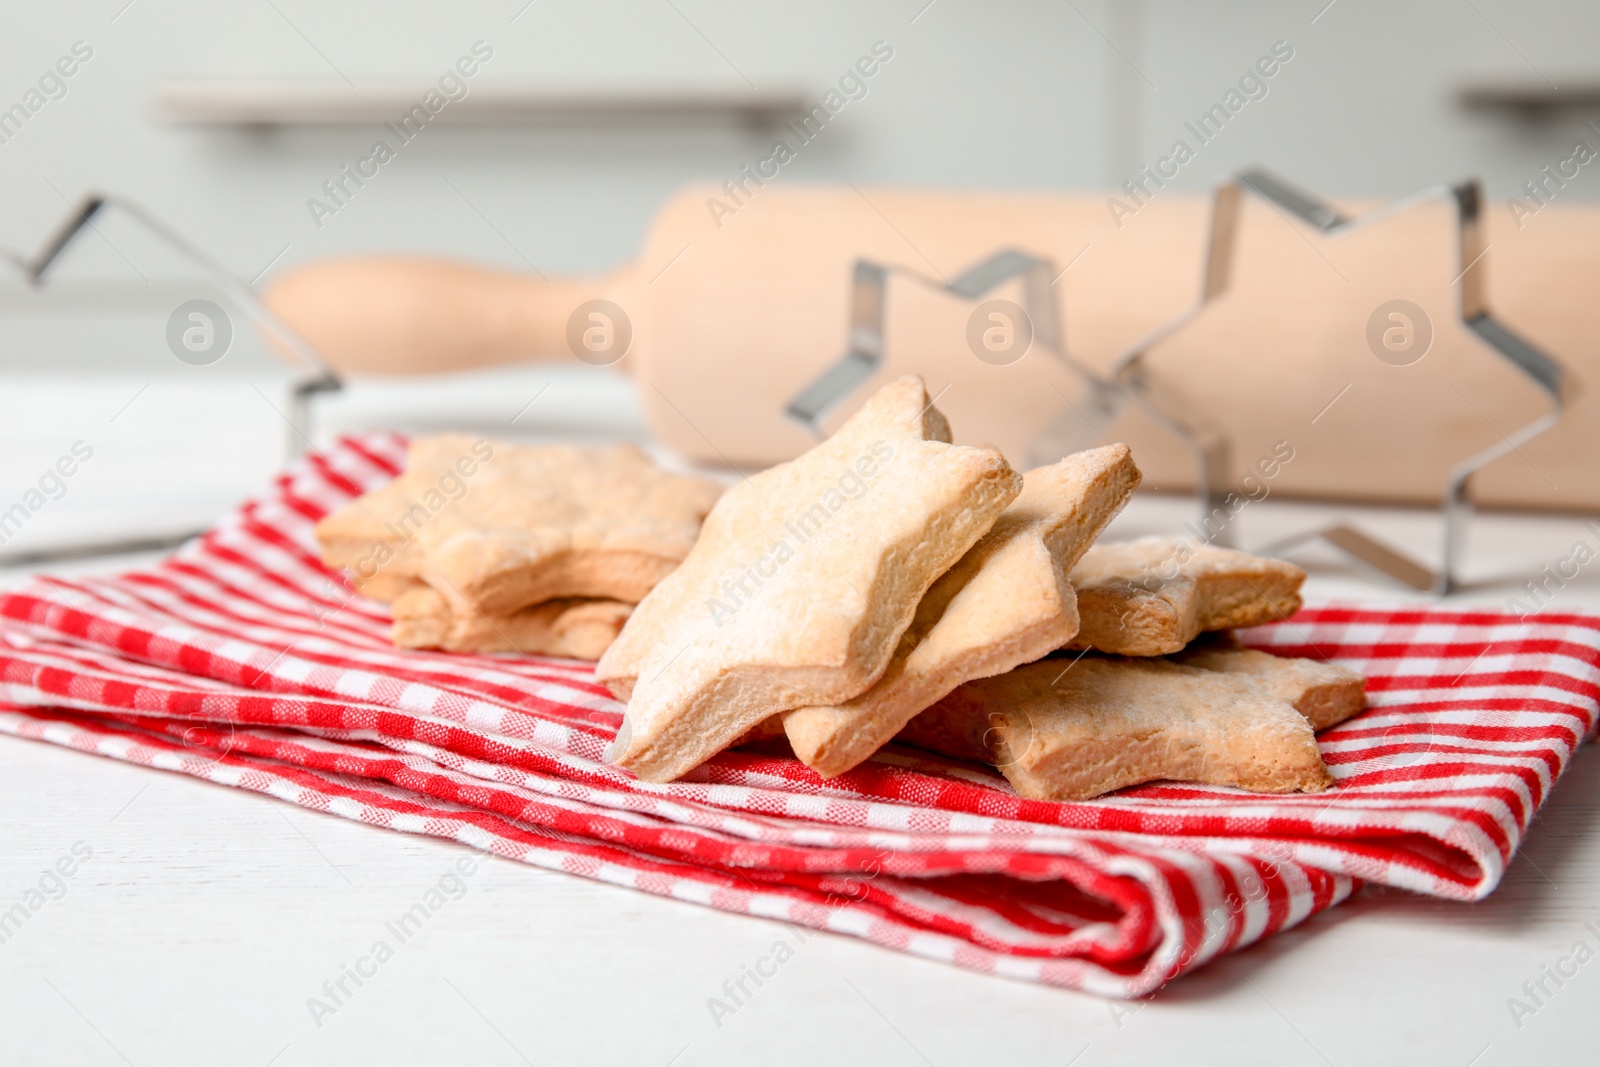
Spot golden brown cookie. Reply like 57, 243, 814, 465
1173, 644, 1366, 731
390, 583, 631, 660
315, 435, 724, 614
315, 436, 488, 598
898, 656, 1333, 800
781, 445, 1142, 778
598, 375, 1021, 783
347, 569, 415, 604
1067, 537, 1304, 656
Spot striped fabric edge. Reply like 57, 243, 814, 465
3, 579, 1594, 902
0, 702, 1355, 997
0, 613, 1583, 901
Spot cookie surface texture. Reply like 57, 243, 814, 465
599, 375, 1021, 783
899, 656, 1333, 800
1067, 537, 1305, 656
782, 445, 1142, 778
390, 582, 631, 660
315, 435, 723, 614
1174, 644, 1367, 731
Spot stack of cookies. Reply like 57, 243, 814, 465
315, 435, 724, 659
318, 379, 1365, 803
593, 376, 1365, 800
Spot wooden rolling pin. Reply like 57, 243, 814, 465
263, 184, 1597, 512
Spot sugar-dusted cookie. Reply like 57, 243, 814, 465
1067, 538, 1304, 656
781, 445, 1142, 778
599, 376, 1021, 783
898, 656, 1333, 800
315, 436, 724, 614
390, 582, 630, 660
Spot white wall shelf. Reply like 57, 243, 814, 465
154, 82, 811, 128
1457, 77, 1600, 114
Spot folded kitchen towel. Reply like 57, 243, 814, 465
0, 433, 1595, 997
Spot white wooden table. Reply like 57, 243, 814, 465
2, 371, 1597, 1066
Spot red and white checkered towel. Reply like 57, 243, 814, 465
0, 433, 1594, 997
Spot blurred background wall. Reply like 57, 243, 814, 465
2, 0, 1597, 370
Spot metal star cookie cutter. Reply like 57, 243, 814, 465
18, 192, 342, 453
1114, 167, 1568, 596
0, 192, 341, 566
785, 250, 1120, 459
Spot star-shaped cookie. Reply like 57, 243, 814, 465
1174, 641, 1366, 731
390, 582, 631, 660
598, 375, 1021, 782
899, 655, 1333, 800
315, 436, 724, 615
1066, 537, 1303, 656
781, 444, 1142, 778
